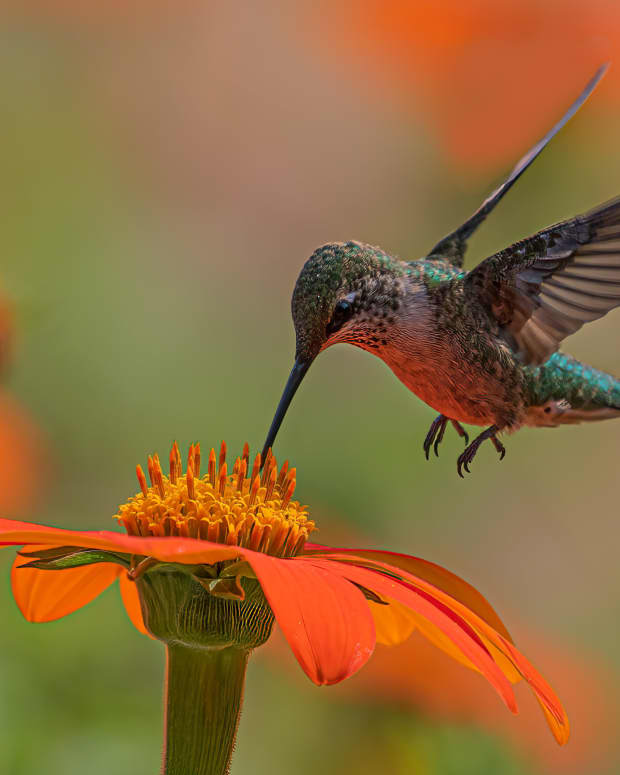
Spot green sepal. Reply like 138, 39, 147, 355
18, 545, 86, 560
17, 549, 130, 570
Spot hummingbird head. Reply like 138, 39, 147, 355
262, 241, 404, 459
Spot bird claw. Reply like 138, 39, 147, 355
433, 421, 447, 457
424, 415, 470, 460
450, 420, 469, 447
457, 425, 505, 477
423, 415, 447, 460
490, 436, 506, 460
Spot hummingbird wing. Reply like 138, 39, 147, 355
465, 197, 620, 365
425, 64, 608, 268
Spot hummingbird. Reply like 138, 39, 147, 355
262, 64, 620, 476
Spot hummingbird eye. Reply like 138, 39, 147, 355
326, 298, 354, 336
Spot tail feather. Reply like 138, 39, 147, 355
524, 352, 620, 427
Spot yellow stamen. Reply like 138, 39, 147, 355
208, 448, 216, 487
136, 465, 148, 497
264, 466, 277, 501
173, 441, 182, 474
218, 462, 227, 496
194, 443, 201, 477
250, 453, 261, 486
187, 460, 195, 500
282, 476, 296, 507
262, 448, 272, 482
169, 449, 178, 485
276, 460, 289, 491
236, 459, 247, 492
116, 443, 315, 557
248, 475, 260, 507
261, 453, 275, 488
152, 454, 165, 498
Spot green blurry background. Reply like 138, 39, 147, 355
1, 2, 619, 773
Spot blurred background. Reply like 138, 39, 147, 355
1, 1, 619, 773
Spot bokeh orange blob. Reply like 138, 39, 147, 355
313, 0, 620, 169
0, 294, 47, 516
0, 393, 47, 516
345, 624, 613, 772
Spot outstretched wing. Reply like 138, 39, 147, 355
465, 198, 620, 365
426, 64, 609, 267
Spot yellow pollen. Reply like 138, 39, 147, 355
115, 442, 315, 558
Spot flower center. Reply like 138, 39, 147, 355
115, 442, 315, 558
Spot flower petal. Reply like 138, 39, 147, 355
369, 599, 417, 646
305, 557, 518, 712
118, 572, 154, 638
303, 545, 512, 641
0, 518, 240, 564
312, 551, 523, 681
11, 547, 122, 622
306, 556, 569, 744
243, 550, 376, 685
348, 559, 567, 742
481, 630, 570, 745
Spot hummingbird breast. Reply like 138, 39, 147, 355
356, 287, 526, 428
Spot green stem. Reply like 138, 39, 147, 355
162, 644, 249, 775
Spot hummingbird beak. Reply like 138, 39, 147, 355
261, 358, 313, 464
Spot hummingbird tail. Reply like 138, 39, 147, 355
523, 352, 620, 427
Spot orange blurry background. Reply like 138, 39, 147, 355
0, 2, 619, 773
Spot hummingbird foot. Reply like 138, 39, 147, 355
423, 415, 470, 460
457, 425, 505, 478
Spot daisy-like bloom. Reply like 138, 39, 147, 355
1, 442, 568, 775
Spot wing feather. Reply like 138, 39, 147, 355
425, 65, 608, 267
466, 198, 620, 364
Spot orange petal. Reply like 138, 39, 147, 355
118, 572, 154, 638
366, 560, 567, 740
370, 598, 417, 646
243, 550, 376, 685
483, 631, 570, 745
303, 546, 512, 641
406, 608, 480, 672
308, 554, 568, 744
11, 547, 122, 622
0, 518, 240, 565
374, 599, 522, 684
306, 557, 518, 712
329, 552, 521, 682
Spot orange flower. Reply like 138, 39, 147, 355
1, 441, 568, 743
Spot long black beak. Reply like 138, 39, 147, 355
261, 358, 312, 463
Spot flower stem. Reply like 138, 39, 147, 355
162, 643, 249, 775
